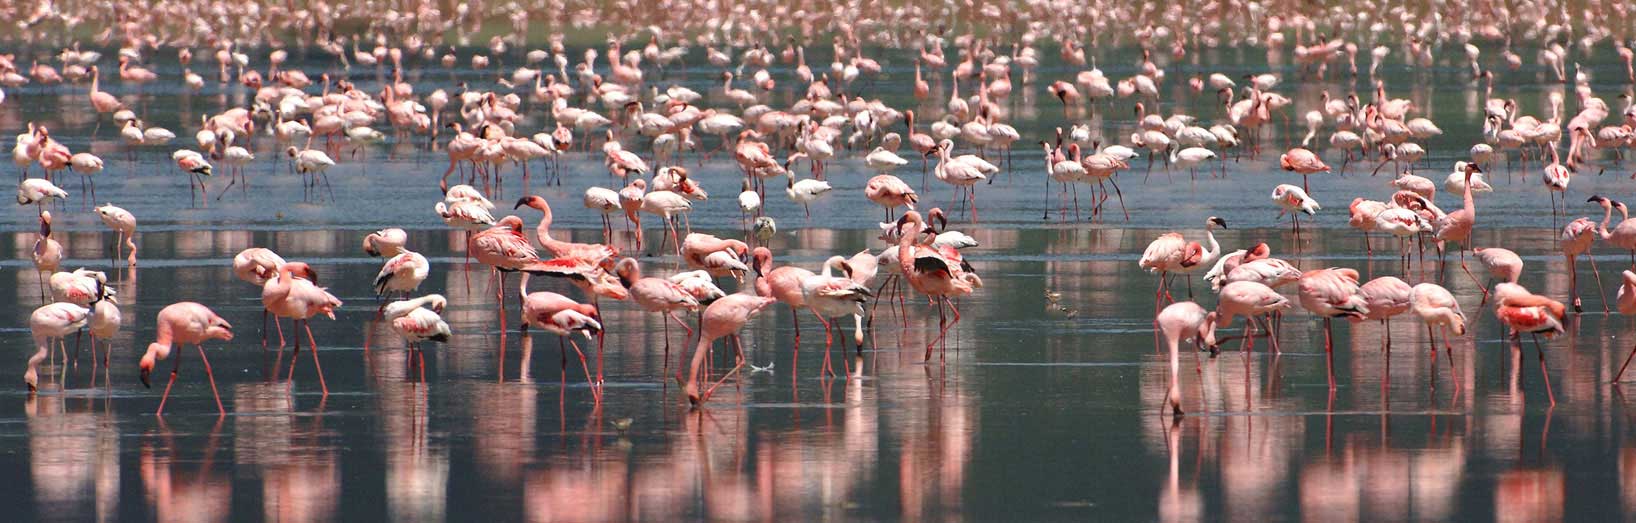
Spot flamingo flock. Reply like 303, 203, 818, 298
3, 0, 1636, 425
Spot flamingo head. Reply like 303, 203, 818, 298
1246, 242, 1271, 262
514, 194, 547, 210
497, 215, 526, 233
1207, 216, 1227, 230
282, 262, 319, 283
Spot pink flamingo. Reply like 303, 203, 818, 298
1494, 283, 1564, 405
233, 247, 287, 348
1298, 268, 1371, 390
864, 174, 918, 221
468, 216, 545, 330
1473, 247, 1524, 288
1597, 198, 1636, 268
31, 211, 62, 303
1412, 282, 1467, 391
384, 294, 450, 380
1561, 207, 1608, 313
514, 195, 619, 262
682, 233, 751, 280
1216, 281, 1291, 354
752, 246, 814, 358
26, 302, 92, 392
1155, 301, 1218, 417
521, 291, 602, 399
895, 211, 976, 360
262, 262, 341, 395
94, 204, 137, 267
682, 292, 778, 405
1279, 147, 1330, 191
1614, 271, 1636, 381
1433, 162, 1486, 293
138, 302, 233, 415
614, 258, 700, 379
1358, 276, 1414, 355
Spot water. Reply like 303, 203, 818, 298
4, 44, 1636, 521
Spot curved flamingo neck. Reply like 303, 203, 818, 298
1601, 203, 1615, 237
897, 220, 919, 275
1203, 227, 1220, 259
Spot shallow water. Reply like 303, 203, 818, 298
6, 44, 1636, 521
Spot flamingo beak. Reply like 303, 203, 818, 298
140, 367, 151, 388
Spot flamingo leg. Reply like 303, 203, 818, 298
568, 337, 600, 403
1533, 334, 1557, 405
156, 345, 183, 415
1324, 317, 1336, 391
1615, 341, 1636, 383
196, 344, 225, 414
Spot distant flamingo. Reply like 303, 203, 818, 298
138, 302, 233, 415
1279, 147, 1329, 191
31, 211, 62, 302
865, 174, 918, 221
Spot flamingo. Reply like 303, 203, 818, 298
1562, 206, 1609, 313
1155, 301, 1218, 417
1358, 276, 1414, 359
68, 152, 102, 205
521, 291, 602, 400
895, 211, 976, 360
26, 302, 93, 392
1279, 147, 1329, 191
1271, 184, 1320, 237
1298, 268, 1370, 390
262, 262, 342, 396
1493, 283, 1564, 405
803, 256, 874, 377
17, 178, 67, 215
865, 174, 918, 221
1139, 217, 1227, 302
1216, 280, 1292, 354
31, 211, 62, 303
1614, 271, 1636, 382
1412, 283, 1467, 391
138, 302, 234, 415
384, 294, 450, 379
614, 258, 701, 379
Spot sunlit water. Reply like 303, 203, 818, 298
5, 44, 1636, 521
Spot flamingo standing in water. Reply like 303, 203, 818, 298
521, 291, 602, 400
1139, 217, 1226, 305
1411, 283, 1467, 392
234, 247, 288, 348
26, 301, 94, 392
1561, 202, 1609, 313
384, 294, 450, 380
94, 204, 137, 267
614, 258, 701, 379
31, 211, 62, 303
1358, 276, 1413, 357
138, 302, 233, 415
1613, 271, 1636, 382
262, 262, 341, 396
1216, 280, 1292, 354
682, 292, 778, 405
803, 256, 875, 377
1279, 147, 1330, 191
1298, 268, 1370, 390
895, 211, 976, 360
1493, 283, 1564, 405
1155, 301, 1218, 417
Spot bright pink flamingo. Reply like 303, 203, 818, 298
865, 174, 918, 221
895, 211, 976, 360
26, 302, 92, 392
1298, 268, 1371, 390
521, 291, 602, 399
514, 195, 619, 262
1155, 301, 1218, 417
683, 292, 777, 405
138, 302, 233, 415
1216, 281, 1291, 354
1411, 282, 1466, 387
1433, 162, 1486, 293
234, 247, 287, 348
614, 258, 700, 378
262, 262, 341, 395
617, 179, 647, 249
1279, 147, 1329, 191
1494, 283, 1564, 405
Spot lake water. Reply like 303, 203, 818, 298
4, 43, 1636, 521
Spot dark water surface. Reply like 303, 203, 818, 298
5, 44, 1636, 521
